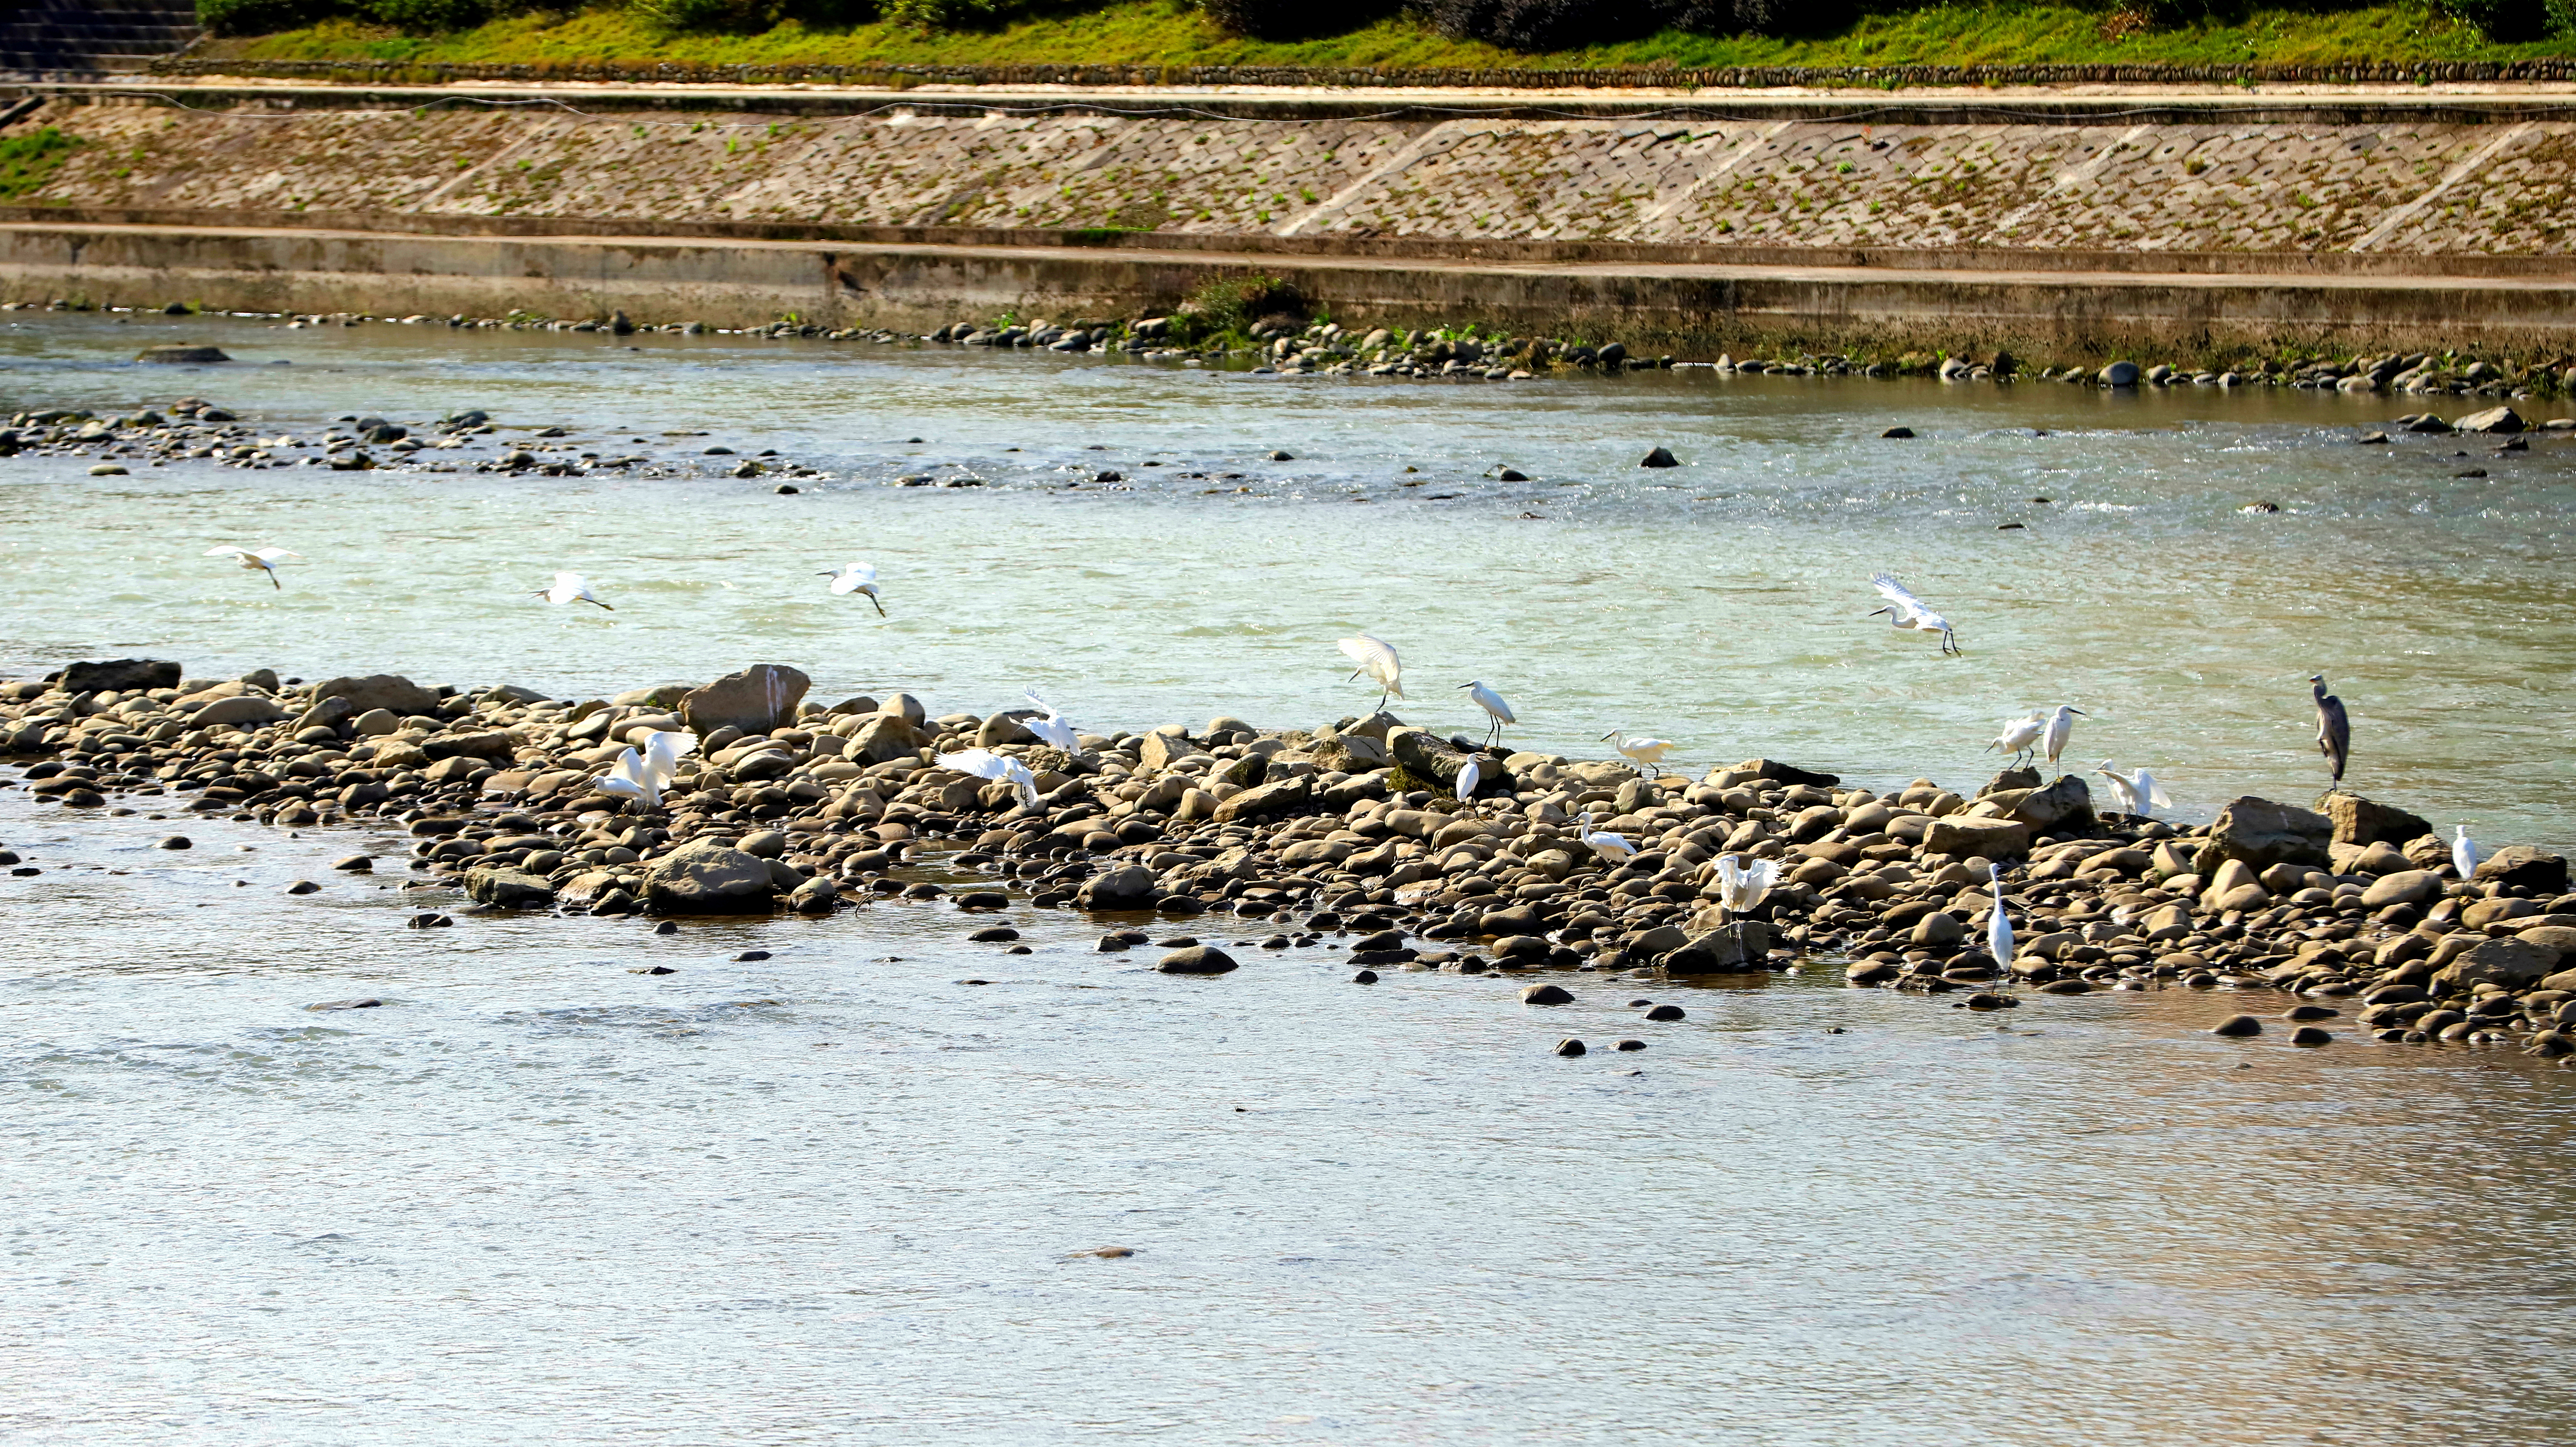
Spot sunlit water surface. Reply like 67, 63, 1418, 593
3, 314, 2574, 1443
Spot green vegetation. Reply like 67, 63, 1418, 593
203, 0, 2576, 70
0, 128, 81, 202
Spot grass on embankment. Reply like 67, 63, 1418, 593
209, 0, 2576, 72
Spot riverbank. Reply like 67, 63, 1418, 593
11, 83, 2576, 361
6, 655, 2570, 1057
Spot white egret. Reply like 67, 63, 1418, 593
1868, 572, 1960, 654
594, 746, 661, 811
1985, 711, 2045, 766
1337, 634, 1404, 709
204, 545, 300, 590
2095, 761, 2172, 818
820, 562, 885, 616
1023, 689, 1080, 753
534, 571, 612, 610
935, 747, 1038, 807
1458, 680, 1515, 748
2453, 823, 2479, 884
1987, 861, 2014, 968
1713, 853, 1778, 922
1577, 811, 1635, 865
1455, 755, 1482, 803
1601, 728, 1677, 774
637, 728, 699, 791
2041, 704, 2087, 776
2312, 675, 2351, 785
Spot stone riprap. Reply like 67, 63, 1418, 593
16, 100, 2576, 259
6, 659, 2572, 1060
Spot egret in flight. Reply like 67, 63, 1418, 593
2311, 675, 2351, 785
821, 562, 885, 616
1458, 680, 1515, 748
936, 747, 1039, 807
1713, 853, 1778, 923
1986, 711, 2045, 766
2095, 761, 2172, 818
205, 545, 299, 590
1602, 729, 1677, 774
1455, 755, 1482, 803
1987, 861, 2014, 968
1868, 572, 1960, 654
2453, 824, 2479, 885
1023, 689, 1079, 753
2041, 705, 2087, 776
535, 571, 612, 610
1577, 811, 1635, 865
1338, 634, 1404, 709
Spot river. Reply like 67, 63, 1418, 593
2, 311, 2572, 1443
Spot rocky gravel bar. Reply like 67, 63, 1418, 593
6, 657, 2571, 1058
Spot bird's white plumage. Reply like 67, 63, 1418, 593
1987, 862, 2014, 966
1714, 854, 1778, 917
2454, 824, 2479, 883
639, 729, 698, 789
1987, 712, 2044, 760
822, 562, 885, 615
1337, 634, 1404, 700
594, 746, 661, 810
537, 571, 611, 610
205, 544, 301, 589
1455, 756, 1482, 802
936, 747, 1038, 806
1602, 729, 1676, 770
1023, 690, 1080, 752
1868, 572, 1959, 652
1577, 811, 1635, 864
2095, 761, 2172, 818
2041, 704, 2086, 771
1460, 681, 1514, 725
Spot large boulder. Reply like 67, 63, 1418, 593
846, 713, 931, 765
311, 673, 439, 717
1075, 864, 1157, 910
642, 838, 777, 914
2478, 846, 2569, 895
58, 658, 180, 693
2009, 774, 2093, 831
1387, 726, 1492, 794
2359, 870, 2442, 908
1660, 921, 1769, 973
2194, 796, 2332, 874
2456, 404, 2524, 434
191, 695, 285, 727
2318, 791, 2433, 847
423, 729, 516, 761
1737, 758, 1840, 788
1923, 815, 2031, 858
464, 865, 557, 909
2434, 936, 2556, 991
682, 664, 810, 737
1214, 775, 1312, 823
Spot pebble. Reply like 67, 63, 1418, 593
285, 880, 320, 894
1352, 969, 1378, 983
1643, 1003, 1685, 1021
1521, 983, 1574, 1005
1614, 1039, 1647, 1051
2211, 1014, 2264, 1037
2290, 1025, 2335, 1047
158, 835, 191, 849
970, 926, 1021, 942
1554, 1037, 1587, 1056
630, 965, 676, 974
303, 998, 383, 1011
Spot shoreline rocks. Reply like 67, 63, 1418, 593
3, 657, 2571, 1064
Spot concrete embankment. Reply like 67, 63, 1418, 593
7, 81, 2576, 357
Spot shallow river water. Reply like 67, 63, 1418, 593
4, 314, 2575, 1443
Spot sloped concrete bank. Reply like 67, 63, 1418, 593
9, 83, 2576, 359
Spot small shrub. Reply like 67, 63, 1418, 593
0, 127, 79, 200
631, 0, 778, 31
367, 0, 495, 28
2441, 0, 2549, 36
197, 0, 346, 34
1170, 273, 1302, 344
1200, 0, 1402, 39
1422, 0, 1662, 50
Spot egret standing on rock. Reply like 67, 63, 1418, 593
2453, 823, 2479, 884
204, 545, 300, 590
821, 562, 885, 616
1455, 755, 1483, 804
535, 571, 612, 611
2042, 705, 2087, 777
1868, 572, 1961, 654
2312, 674, 2351, 785
1023, 689, 1079, 753
1459, 680, 1515, 748
1986, 711, 2045, 766
1602, 729, 1677, 775
2095, 761, 2173, 819
1338, 634, 1404, 710
1577, 811, 1635, 865
1987, 861, 2015, 969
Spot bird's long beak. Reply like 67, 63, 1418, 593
2070, 708, 2088, 716
1600, 730, 1618, 741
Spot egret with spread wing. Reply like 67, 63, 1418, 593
205, 545, 300, 590
1338, 634, 1404, 709
822, 562, 885, 616
1986, 712, 2045, 766
1023, 690, 1080, 753
936, 747, 1038, 807
2095, 761, 2173, 819
1713, 854, 1778, 922
1868, 572, 1960, 654
535, 571, 612, 610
